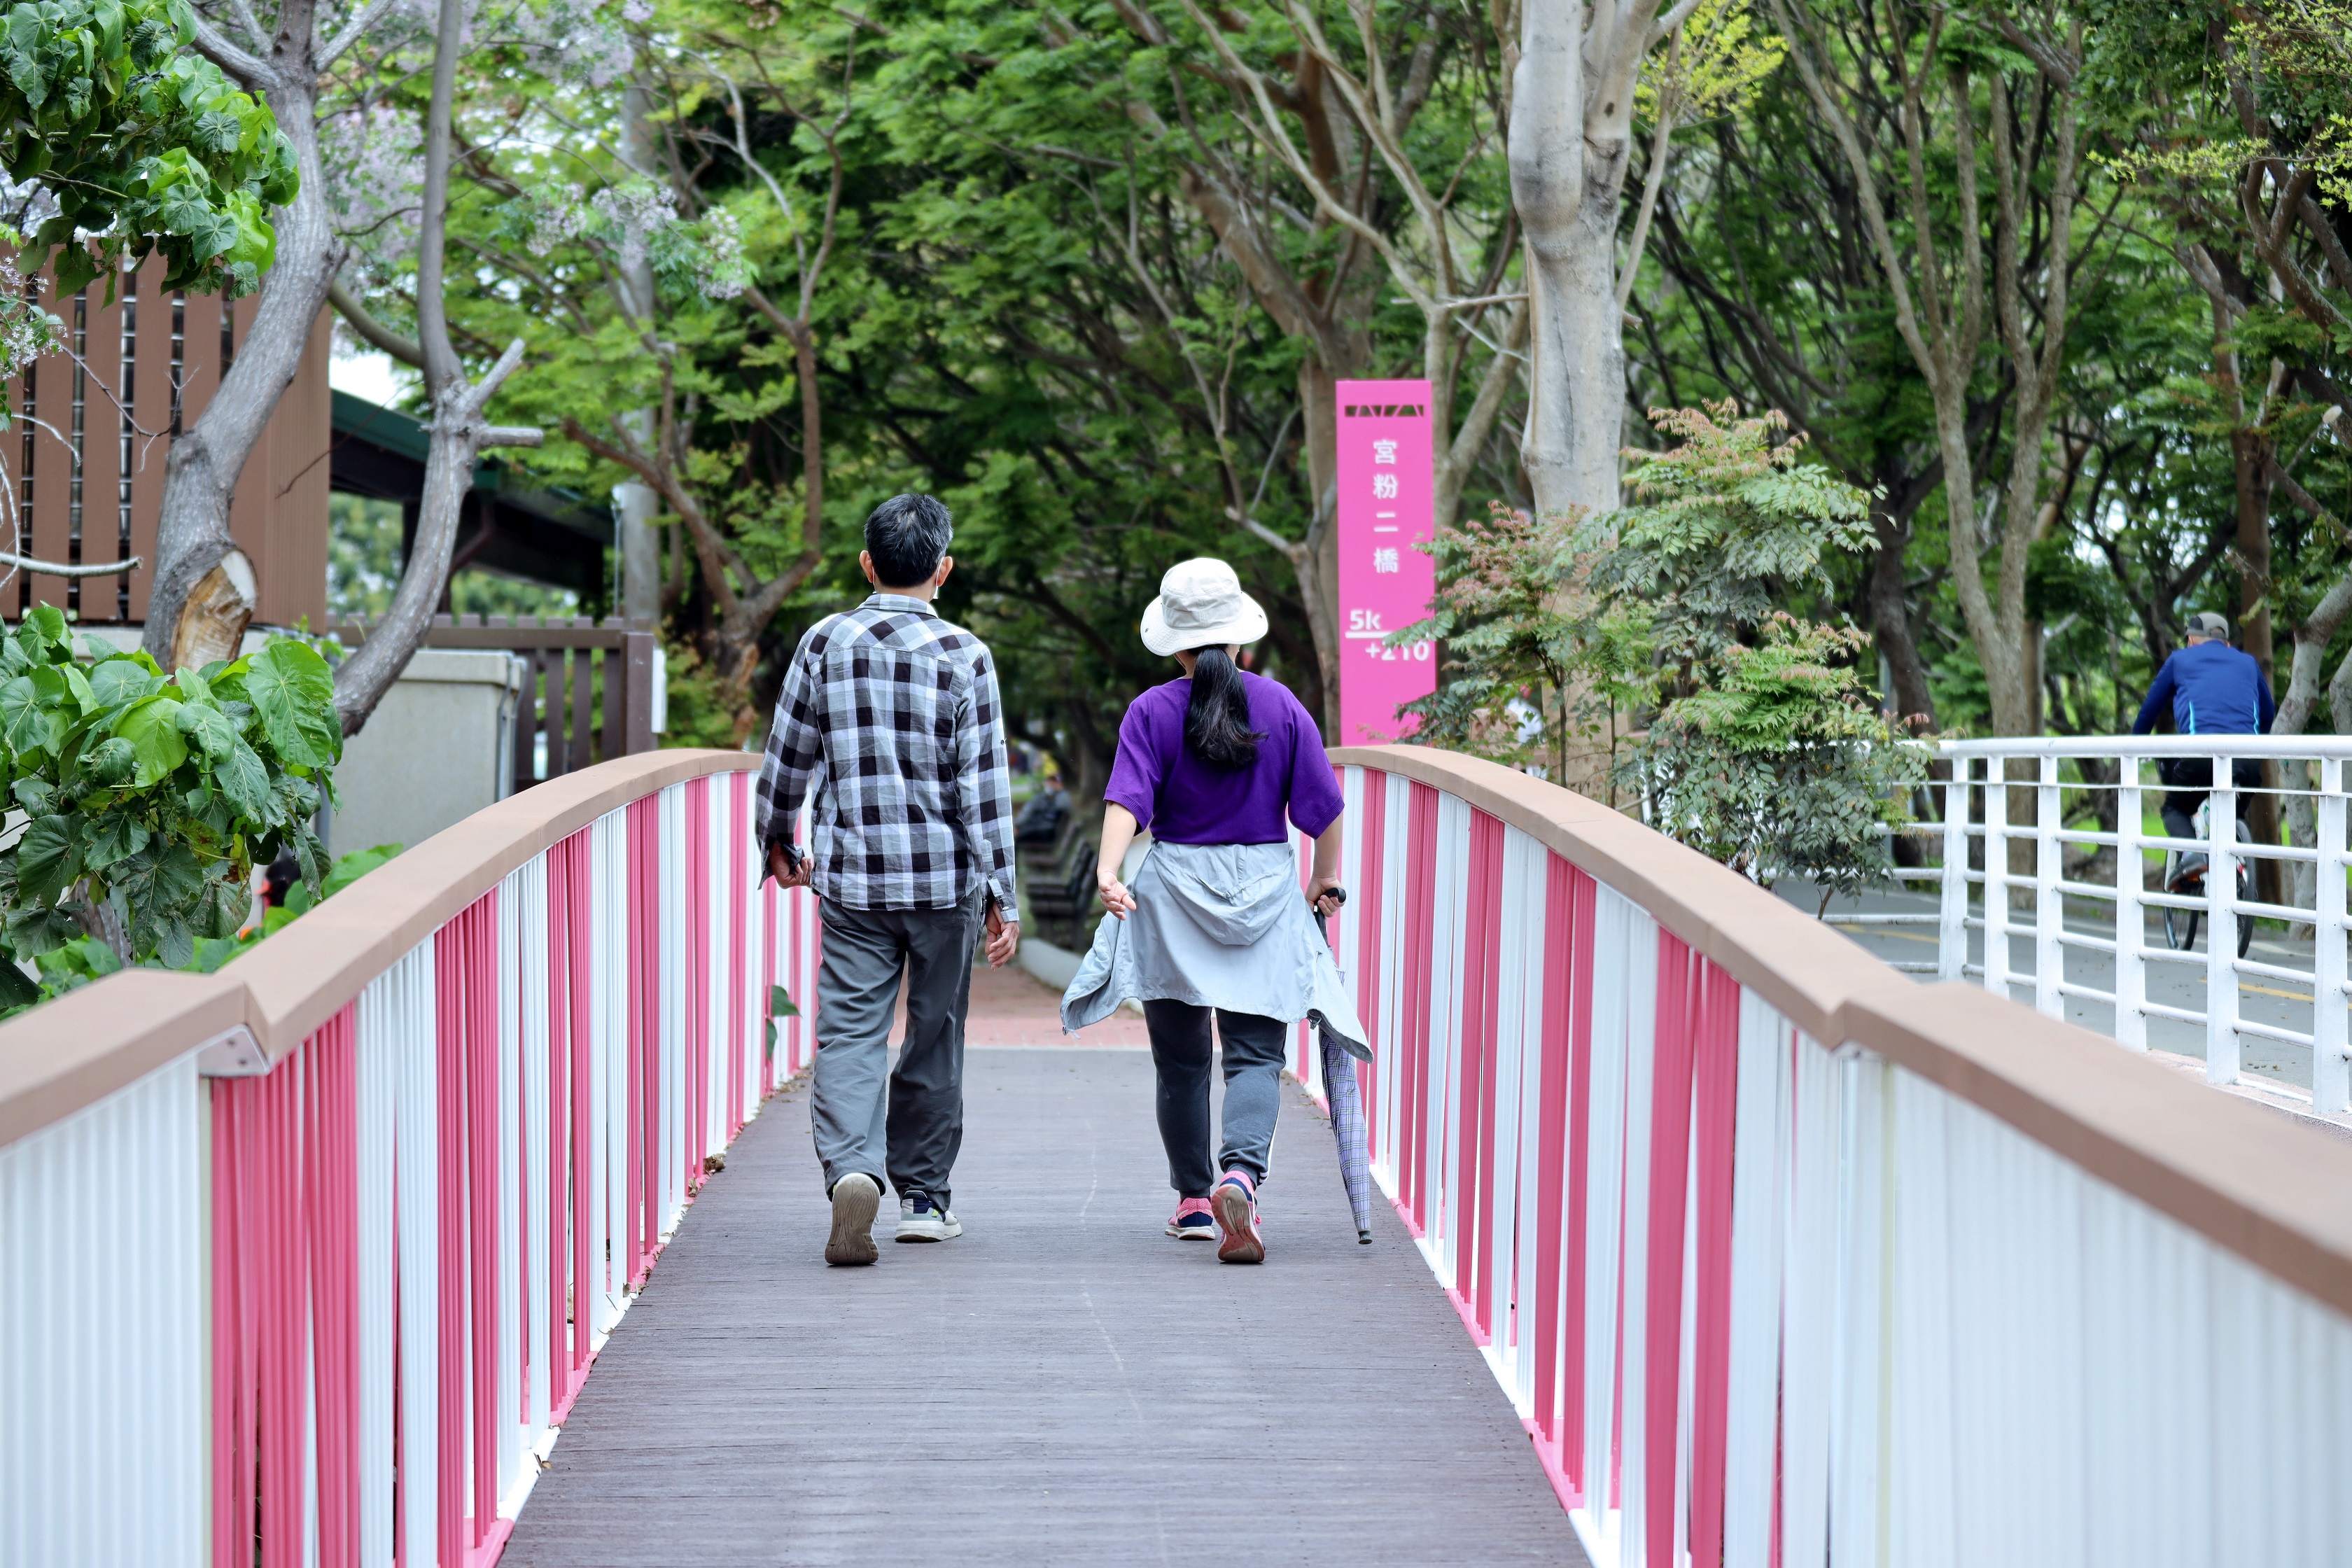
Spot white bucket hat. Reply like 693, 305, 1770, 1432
1140, 557, 1269, 657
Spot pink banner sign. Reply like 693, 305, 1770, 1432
1335, 379, 1438, 746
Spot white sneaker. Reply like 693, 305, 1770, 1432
896, 1191, 962, 1242
825, 1172, 881, 1266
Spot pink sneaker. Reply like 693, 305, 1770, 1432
1165, 1196, 1215, 1240
1212, 1170, 1264, 1264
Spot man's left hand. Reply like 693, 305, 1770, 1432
983, 900, 1020, 969
768, 841, 811, 889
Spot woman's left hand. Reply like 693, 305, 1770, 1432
1307, 875, 1346, 918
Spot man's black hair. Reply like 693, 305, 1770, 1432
864, 493, 954, 589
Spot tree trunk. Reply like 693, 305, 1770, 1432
142, 64, 337, 669
2266, 554, 2352, 923
1866, 507, 1935, 727
334, 417, 485, 728
2232, 408, 2281, 903
332, 0, 539, 733
615, 78, 662, 631
1511, 1, 1634, 521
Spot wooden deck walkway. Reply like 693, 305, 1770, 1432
503, 969, 1588, 1568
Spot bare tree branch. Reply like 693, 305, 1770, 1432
328, 277, 424, 368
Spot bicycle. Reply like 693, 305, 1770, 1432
2162, 797, 2254, 958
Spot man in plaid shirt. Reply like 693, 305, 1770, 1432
757, 493, 1019, 1265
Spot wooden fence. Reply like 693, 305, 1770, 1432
331, 615, 657, 791
2, 256, 332, 628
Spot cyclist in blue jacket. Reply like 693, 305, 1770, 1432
2132, 611, 2275, 844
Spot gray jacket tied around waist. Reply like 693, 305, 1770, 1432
1058, 839, 1371, 1058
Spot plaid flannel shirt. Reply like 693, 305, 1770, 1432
754, 594, 1018, 915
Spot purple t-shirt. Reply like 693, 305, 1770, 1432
1102, 673, 1343, 845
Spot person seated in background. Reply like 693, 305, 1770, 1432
2131, 610, 2274, 849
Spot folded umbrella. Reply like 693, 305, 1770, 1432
1315, 909, 1373, 1244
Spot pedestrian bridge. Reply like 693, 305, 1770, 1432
6, 747, 2350, 1568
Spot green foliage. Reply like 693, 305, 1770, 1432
246, 841, 399, 939
1391, 503, 1655, 779
327, 493, 405, 620
4, 842, 399, 1014
1634, 0, 1786, 130
1621, 617, 1929, 906
762, 980, 799, 1063
0, 0, 300, 298
1586, 403, 1873, 675
0, 608, 340, 1004
656, 643, 752, 750
1569, 405, 1920, 899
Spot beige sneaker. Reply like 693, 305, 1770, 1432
825, 1172, 881, 1266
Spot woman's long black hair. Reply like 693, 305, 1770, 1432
1183, 646, 1262, 770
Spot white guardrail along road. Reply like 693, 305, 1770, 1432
1835, 736, 2352, 1115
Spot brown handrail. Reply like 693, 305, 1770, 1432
1336, 744, 2352, 1317
0, 749, 757, 1147
8, 741, 2351, 1319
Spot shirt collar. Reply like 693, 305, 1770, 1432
862, 592, 937, 615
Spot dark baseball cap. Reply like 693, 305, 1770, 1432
2184, 612, 2231, 638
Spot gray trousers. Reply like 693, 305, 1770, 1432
811, 892, 981, 1208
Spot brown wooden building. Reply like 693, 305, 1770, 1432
4, 256, 332, 629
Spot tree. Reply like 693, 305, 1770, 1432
1766, 0, 2113, 738
1508, 0, 1718, 518
1626, 613, 1927, 909
0, 0, 302, 498
326, 0, 546, 732
1084, 0, 1525, 728
1581, 402, 1872, 680
0, 0, 298, 303
1635, 46, 1961, 729
145, 0, 567, 733
1390, 500, 1656, 783
2099, 0, 2351, 736
145, 0, 379, 674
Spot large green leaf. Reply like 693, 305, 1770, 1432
81, 734, 135, 786
174, 696, 240, 761
80, 812, 149, 872
13, 813, 78, 904
85, 656, 161, 715
4, 903, 80, 960
60, 661, 94, 715
117, 841, 204, 966
0, 954, 41, 1012
243, 640, 340, 767
210, 733, 270, 820
192, 872, 247, 940
0, 668, 66, 757
113, 694, 188, 785
172, 663, 215, 708
17, 604, 66, 654
10, 774, 52, 814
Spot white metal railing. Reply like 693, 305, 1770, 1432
1329, 744, 2352, 1568
1837, 736, 2352, 1115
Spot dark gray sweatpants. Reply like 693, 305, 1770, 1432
811, 892, 981, 1209
1142, 1000, 1289, 1198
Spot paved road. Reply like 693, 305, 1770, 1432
503, 1030, 1585, 1567
1779, 882, 2329, 1093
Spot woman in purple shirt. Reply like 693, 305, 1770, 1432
1059, 559, 1367, 1264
